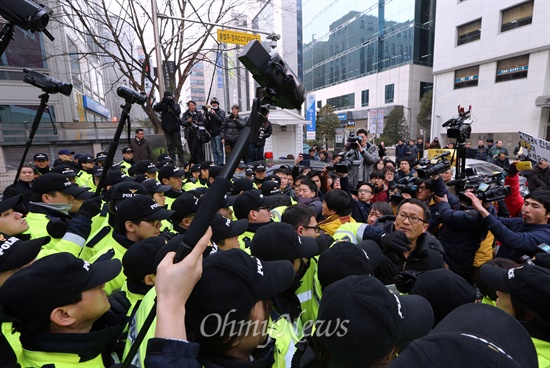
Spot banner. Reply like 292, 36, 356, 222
306, 94, 316, 140
369, 110, 377, 135
427, 148, 457, 167
519, 131, 550, 162
377, 109, 384, 135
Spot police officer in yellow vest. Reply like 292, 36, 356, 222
89, 194, 174, 295
233, 189, 278, 251
119, 147, 135, 176
250, 222, 319, 342
158, 164, 186, 210
25, 173, 94, 252
0, 252, 124, 367
0, 233, 49, 366
75, 154, 95, 189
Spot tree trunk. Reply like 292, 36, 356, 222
143, 104, 162, 134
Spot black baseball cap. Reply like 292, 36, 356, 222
171, 193, 199, 220
157, 153, 172, 162
141, 179, 171, 194
245, 167, 254, 176
105, 181, 147, 205
210, 97, 219, 104
158, 164, 185, 182
231, 178, 253, 195
96, 151, 107, 161
260, 180, 281, 196
58, 148, 75, 155
186, 249, 295, 336
92, 166, 104, 177
480, 263, 550, 321
122, 236, 166, 283
251, 222, 318, 262
190, 164, 201, 173
209, 165, 222, 179
317, 275, 433, 367
115, 194, 174, 223
0, 233, 49, 272
237, 161, 246, 169
0, 252, 121, 321
233, 189, 278, 220
389, 303, 538, 368
78, 154, 95, 164
317, 240, 384, 289
105, 170, 135, 187
32, 173, 86, 196
200, 161, 215, 171
134, 160, 159, 175
0, 195, 23, 214
210, 213, 248, 244
254, 163, 266, 172
122, 147, 134, 154
410, 268, 476, 326
51, 165, 77, 178
33, 153, 48, 161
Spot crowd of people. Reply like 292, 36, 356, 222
1, 127, 550, 368
154, 93, 273, 167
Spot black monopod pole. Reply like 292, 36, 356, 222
12, 93, 50, 190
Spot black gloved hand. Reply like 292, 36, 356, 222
381, 230, 411, 253
46, 218, 69, 238
507, 162, 518, 177
79, 196, 103, 218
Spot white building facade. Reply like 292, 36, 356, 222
431, 0, 550, 148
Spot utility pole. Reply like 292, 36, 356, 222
151, 0, 164, 99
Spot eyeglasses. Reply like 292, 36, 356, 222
142, 219, 161, 226
254, 206, 270, 212
417, 186, 429, 191
301, 225, 321, 234
358, 189, 372, 194
396, 213, 426, 224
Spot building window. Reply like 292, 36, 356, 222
457, 19, 481, 46
501, 1, 533, 32
326, 93, 355, 110
317, 100, 322, 109
385, 84, 394, 103
454, 66, 479, 89
361, 90, 369, 107
496, 54, 529, 82
420, 82, 433, 100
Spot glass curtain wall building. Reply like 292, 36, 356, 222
302, 0, 435, 138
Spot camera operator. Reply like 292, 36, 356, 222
246, 105, 273, 163
154, 91, 184, 165
182, 100, 206, 164
348, 129, 379, 189
221, 104, 245, 157
207, 97, 225, 166
395, 158, 416, 181
465, 190, 550, 261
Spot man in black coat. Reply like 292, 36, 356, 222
182, 100, 206, 164
206, 97, 225, 166
154, 91, 184, 165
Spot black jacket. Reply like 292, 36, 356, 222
154, 97, 182, 134
207, 107, 225, 137
221, 113, 245, 142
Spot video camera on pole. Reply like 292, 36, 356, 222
416, 151, 452, 179
442, 105, 473, 181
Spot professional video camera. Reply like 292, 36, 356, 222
117, 86, 146, 105
335, 148, 361, 174
442, 105, 472, 140
389, 177, 418, 205
449, 173, 510, 206
238, 40, 305, 110
0, 0, 54, 39
23, 68, 72, 96
347, 135, 363, 146
416, 152, 452, 179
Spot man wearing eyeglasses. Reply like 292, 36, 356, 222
378, 198, 445, 275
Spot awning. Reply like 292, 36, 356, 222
241, 108, 307, 126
